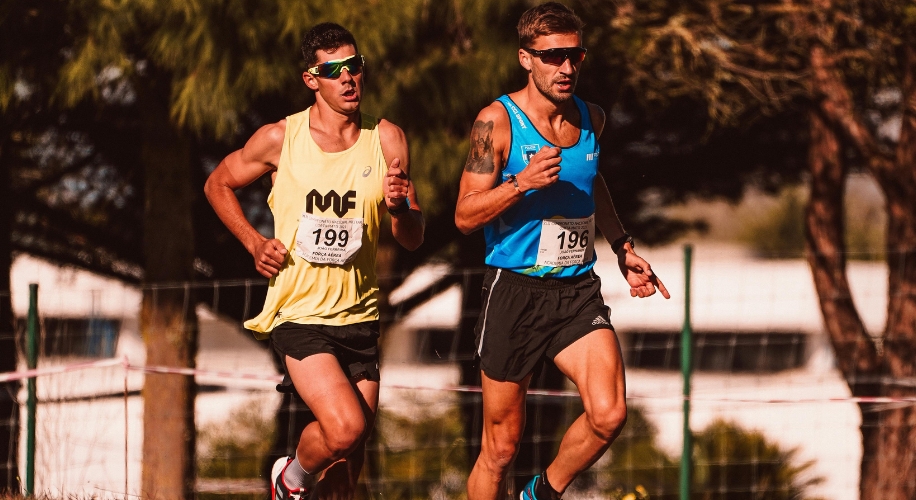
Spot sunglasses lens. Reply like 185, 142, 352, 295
541, 53, 567, 65
311, 56, 364, 78
568, 49, 586, 64
532, 48, 586, 66
315, 65, 336, 78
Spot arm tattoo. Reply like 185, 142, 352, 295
464, 120, 496, 174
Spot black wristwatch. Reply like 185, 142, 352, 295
611, 233, 635, 255
388, 199, 410, 216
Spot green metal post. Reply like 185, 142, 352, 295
26, 283, 38, 497
680, 245, 693, 500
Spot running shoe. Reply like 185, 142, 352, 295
270, 456, 312, 500
519, 473, 559, 500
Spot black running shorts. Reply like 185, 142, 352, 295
270, 321, 381, 388
474, 267, 613, 382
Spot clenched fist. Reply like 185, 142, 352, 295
252, 238, 287, 278
515, 146, 562, 192
384, 158, 410, 211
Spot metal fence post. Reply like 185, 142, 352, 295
680, 245, 693, 500
26, 283, 38, 496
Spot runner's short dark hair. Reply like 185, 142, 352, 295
301, 23, 359, 68
517, 2, 584, 48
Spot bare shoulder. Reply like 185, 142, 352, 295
462, 102, 510, 176
378, 118, 408, 169
475, 101, 511, 131
377, 118, 407, 150
469, 101, 511, 151
585, 102, 606, 138
242, 119, 287, 164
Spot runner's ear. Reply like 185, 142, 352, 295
302, 71, 319, 91
519, 48, 533, 72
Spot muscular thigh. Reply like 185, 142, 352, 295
286, 353, 364, 422
481, 371, 532, 445
552, 328, 626, 412
271, 321, 382, 422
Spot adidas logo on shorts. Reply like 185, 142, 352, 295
592, 316, 609, 326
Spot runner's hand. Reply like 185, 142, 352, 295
385, 158, 409, 211
516, 146, 562, 191
618, 250, 670, 299
253, 238, 287, 278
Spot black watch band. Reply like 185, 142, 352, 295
388, 199, 410, 216
611, 233, 634, 255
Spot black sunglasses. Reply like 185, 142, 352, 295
523, 47, 587, 66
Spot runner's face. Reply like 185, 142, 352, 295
303, 44, 363, 114
523, 33, 582, 104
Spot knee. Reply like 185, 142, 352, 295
587, 399, 627, 442
481, 434, 520, 473
318, 415, 367, 459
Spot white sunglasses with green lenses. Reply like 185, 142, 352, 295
307, 54, 365, 79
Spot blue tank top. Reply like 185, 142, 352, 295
483, 95, 600, 277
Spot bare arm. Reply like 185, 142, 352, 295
378, 119, 424, 251
204, 121, 288, 277
589, 103, 669, 299
594, 171, 670, 299
455, 103, 563, 234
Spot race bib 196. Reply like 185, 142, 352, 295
536, 214, 595, 267
295, 212, 364, 265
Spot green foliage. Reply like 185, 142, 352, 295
592, 406, 822, 499
692, 419, 823, 500
197, 401, 276, 479
59, 0, 307, 138
596, 405, 680, 498
370, 397, 469, 500
407, 131, 470, 223
737, 183, 885, 260
844, 185, 885, 261
738, 187, 807, 259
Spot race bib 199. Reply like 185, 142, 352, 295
536, 214, 595, 267
295, 212, 364, 265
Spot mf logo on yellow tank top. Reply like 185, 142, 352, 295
306, 189, 356, 218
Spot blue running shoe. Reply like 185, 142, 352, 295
519, 473, 560, 499
519, 474, 539, 499
270, 456, 312, 500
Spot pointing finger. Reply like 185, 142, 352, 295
652, 273, 671, 299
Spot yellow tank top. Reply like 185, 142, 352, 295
245, 108, 386, 337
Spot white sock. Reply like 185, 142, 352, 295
282, 455, 314, 488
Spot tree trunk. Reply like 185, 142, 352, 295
138, 85, 198, 500
807, 39, 916, 498
857, 42, 916, 500
803, 106, 883, 498
804, 106, 877, 378
0, 135, 21, 493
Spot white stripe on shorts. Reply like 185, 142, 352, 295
477, 268, 502, 356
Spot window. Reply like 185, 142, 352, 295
18, 317, 121, 358
626, 331, 807, 372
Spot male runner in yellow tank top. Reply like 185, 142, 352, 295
204, 23, 424, 500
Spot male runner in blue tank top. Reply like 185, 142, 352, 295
455, 3, 670, 499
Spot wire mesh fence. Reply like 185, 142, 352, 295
0, 243, 902, 499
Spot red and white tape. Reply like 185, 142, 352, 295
403, 384, 916, 404
0, 358, 123, 383
0, 357, 281, 384
3, 360, 916, 405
